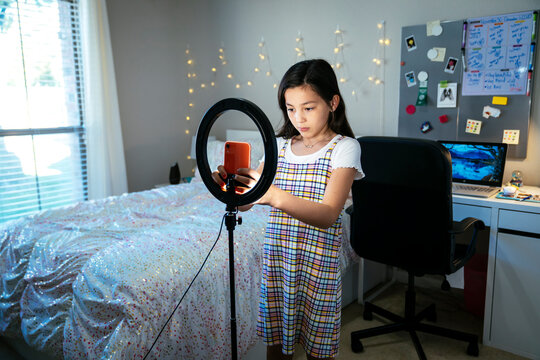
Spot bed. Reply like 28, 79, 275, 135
0, 130, 360, 359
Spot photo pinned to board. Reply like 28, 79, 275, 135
405, 71, 417, 87
444, 57, 458, 74
437, 82, 457, 108
405, 35, 417, 51
420, 121, 433, 133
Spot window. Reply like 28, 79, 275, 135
0, 0, 87, 223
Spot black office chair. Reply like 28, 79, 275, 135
349, 136, 485, 359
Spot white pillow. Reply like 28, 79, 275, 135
193, 140, 226, 180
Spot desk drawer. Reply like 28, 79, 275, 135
453, 203, 491, 227
498, 210, 540, 234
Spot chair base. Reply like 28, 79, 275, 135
351, 273, 479, 360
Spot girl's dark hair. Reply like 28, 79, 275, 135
276, 59, 354, 139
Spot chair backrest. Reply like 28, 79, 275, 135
350, 136, 453, 275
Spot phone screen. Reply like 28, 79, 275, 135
224, 141, 251, 175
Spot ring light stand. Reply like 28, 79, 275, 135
196, 98, 277, 359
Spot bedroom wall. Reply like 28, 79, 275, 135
106, 0, 540, 192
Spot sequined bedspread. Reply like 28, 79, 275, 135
0, 180, 358, 359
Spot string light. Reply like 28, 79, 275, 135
332, 25, 348, 85
180, 25, 390, 168
368, 20, 388, 86
294, 31, 306, 60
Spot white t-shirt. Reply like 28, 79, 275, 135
265, 135, 365, 180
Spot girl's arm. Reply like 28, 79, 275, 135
235, 164, 357, 229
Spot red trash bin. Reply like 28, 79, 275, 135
464, 253, 488, 318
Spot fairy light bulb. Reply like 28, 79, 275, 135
372, 58, 378, 63
185, 129, 190, 134
186, 49, 190, 55
336, 63, 342, 69
273, 83, 277, 88
334, 47, 340, 54
377, 23, 383, 29
189, 103, 193, 107
187, 59, 193, 65
211, 67, 217, 72
222, 60, 227, 65
379, 38, 384, 45
219, 48, 224, 53
187, 155, 191, 160
375, 79, 381, 85
192, 73, 197, 78
188, 88, 194, 94
186, 115, 190, 120
259, 54, 265, 60
210, 81, 215, 87
235, 84, 241, 88
200, 83, 206, 88
227, 73, 233, 79
254, 67, 260, 72
368, 76, 374, 81
339, 77, 346, 83
266, 71, 271, 76
258, 41, 264, 47
247, 81, 253, 86
384, 38, 391, 46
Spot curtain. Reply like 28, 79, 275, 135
80, 0, 128, 199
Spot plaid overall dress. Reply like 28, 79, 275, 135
257, 136, 344, 358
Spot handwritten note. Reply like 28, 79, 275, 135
463, 11, 533, 96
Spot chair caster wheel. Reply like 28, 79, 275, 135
467, 342, 479, 357
363, 308, 372, 321
351, 338, 364, 353
441, 279, 450, 291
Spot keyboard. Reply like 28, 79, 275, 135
452, 183, 500, 198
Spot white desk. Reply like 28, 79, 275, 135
452, 186, 540, 359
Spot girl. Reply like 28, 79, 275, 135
213, 59, 364, 360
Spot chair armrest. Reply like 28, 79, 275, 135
448, 217, 486, 273
449, 217, 485, 235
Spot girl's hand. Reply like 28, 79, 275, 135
234, 168, 260, 194
211, 165, 228, 190
212, 166, 258, 194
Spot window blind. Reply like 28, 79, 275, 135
0, 0, 87, 223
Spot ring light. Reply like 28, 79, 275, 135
196, 98, 277, 207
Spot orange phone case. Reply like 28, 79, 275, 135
224, 141, 251, 175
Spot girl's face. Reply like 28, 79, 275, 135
284, 85, 335, 139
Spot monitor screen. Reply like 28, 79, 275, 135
439, 141, 507, 186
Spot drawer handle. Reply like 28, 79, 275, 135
498, 228, 540, 239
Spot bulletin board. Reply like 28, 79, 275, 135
397, 10, 538, 159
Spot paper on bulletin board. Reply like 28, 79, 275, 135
437, 83, 458, 108
462, 11, 534, 96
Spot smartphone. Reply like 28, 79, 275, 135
224, 141, 251, 175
